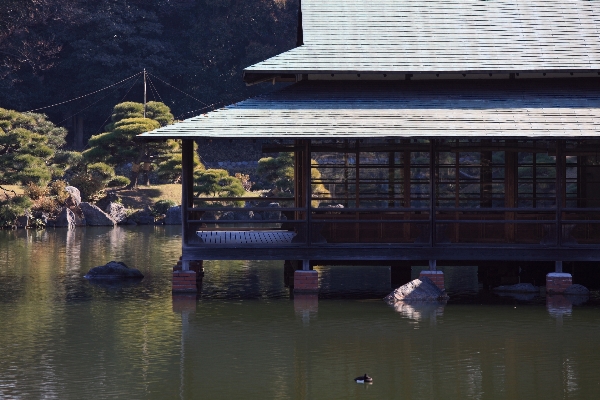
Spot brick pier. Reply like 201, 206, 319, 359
293, 270, 319, 293
172, 259, 204, 293
546, 272, 572, 294
419, 270, 445, 291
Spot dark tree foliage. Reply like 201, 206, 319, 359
0, 0, 298, 145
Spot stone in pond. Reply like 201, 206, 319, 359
564, 284, 590, 295
84, 261, 144, 279
80, 202, 116, 226
384, 276, 449, 303
493, 283, 539, 293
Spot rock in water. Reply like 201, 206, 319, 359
493, 283, 539, 293
384, 276, 448, 303
165, 205, 182, 225
80, 202, 117, 226
105, 202, 128, 224
55, 207, 76, 229
84, 261, 144, 279
564, 284, 590, 295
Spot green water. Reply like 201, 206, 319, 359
1, 227, 599, 399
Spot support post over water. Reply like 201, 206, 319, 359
547, 261, 572, 294
294, 260, 318, 293
429, 259, 437, 271
421, 260, 444, 291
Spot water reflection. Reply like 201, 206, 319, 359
391, 301, 446, 322
547, 294, 590, 318
2, 227, 600, 399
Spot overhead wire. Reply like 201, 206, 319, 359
92, 75, 142, 136
56, 77, 135, 126
175, 101, 227, 119
146, 75, 164, 104
148, 73, 210, 108
23, 69, 229, 127
25, 71, 143, 113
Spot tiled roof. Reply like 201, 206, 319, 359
245, 0, 600, 75
141, 79, 600, 139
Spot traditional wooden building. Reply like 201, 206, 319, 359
142, 0, 600, 293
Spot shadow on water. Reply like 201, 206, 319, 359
86, 278, 145, 291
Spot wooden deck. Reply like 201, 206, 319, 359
197, 230, 296, 244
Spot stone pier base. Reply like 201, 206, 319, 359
172, 271, 198, 293
419, 271, 445, 291
293, 270, 319, 293
172, 258, 204, 293
546, 273, 572, 294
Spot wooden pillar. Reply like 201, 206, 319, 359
355, 140, 360, 208
429, 140, 436, 247
454, 142, 461, 240
181, 140, 194, 253
578, 154, 586, 208
556, 140, 565, 247
304, 140, 312, 244
481, 140, 493, 208
388, 141, 396, 208
505, 141, 517, 242
343, 140, 349, 207
403, 143, 411, 239
355, 140, 360, 242
294, 140, 304, 225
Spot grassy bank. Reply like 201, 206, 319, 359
0, 185, 24, 196
115, 184, 182, 210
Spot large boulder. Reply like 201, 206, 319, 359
84, 261, 144, 279
564, 284, 590, 295
54, 207, 76, 229
132, 209, 155, 225
164, 205, 182, 225
105, 202, 128, 224
385, 276, 449, 303
220, 210, 253, 221
264, 202, 282, 220
79, 202, 116, 226
95, 191, 120, 211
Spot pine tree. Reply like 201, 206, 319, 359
84, 101, 193, 188
0, 108, 67, 185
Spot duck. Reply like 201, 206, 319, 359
354, 374, 373, 383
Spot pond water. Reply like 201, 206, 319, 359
1, 226, 600, 399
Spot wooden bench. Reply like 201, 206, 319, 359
197, 230, 296, 244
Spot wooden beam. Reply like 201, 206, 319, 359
181, 139, 194, 247
182, 245, 600, 262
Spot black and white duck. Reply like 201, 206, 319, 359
354, 374, 373, 384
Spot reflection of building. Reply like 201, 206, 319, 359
141, 1, 600, 290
